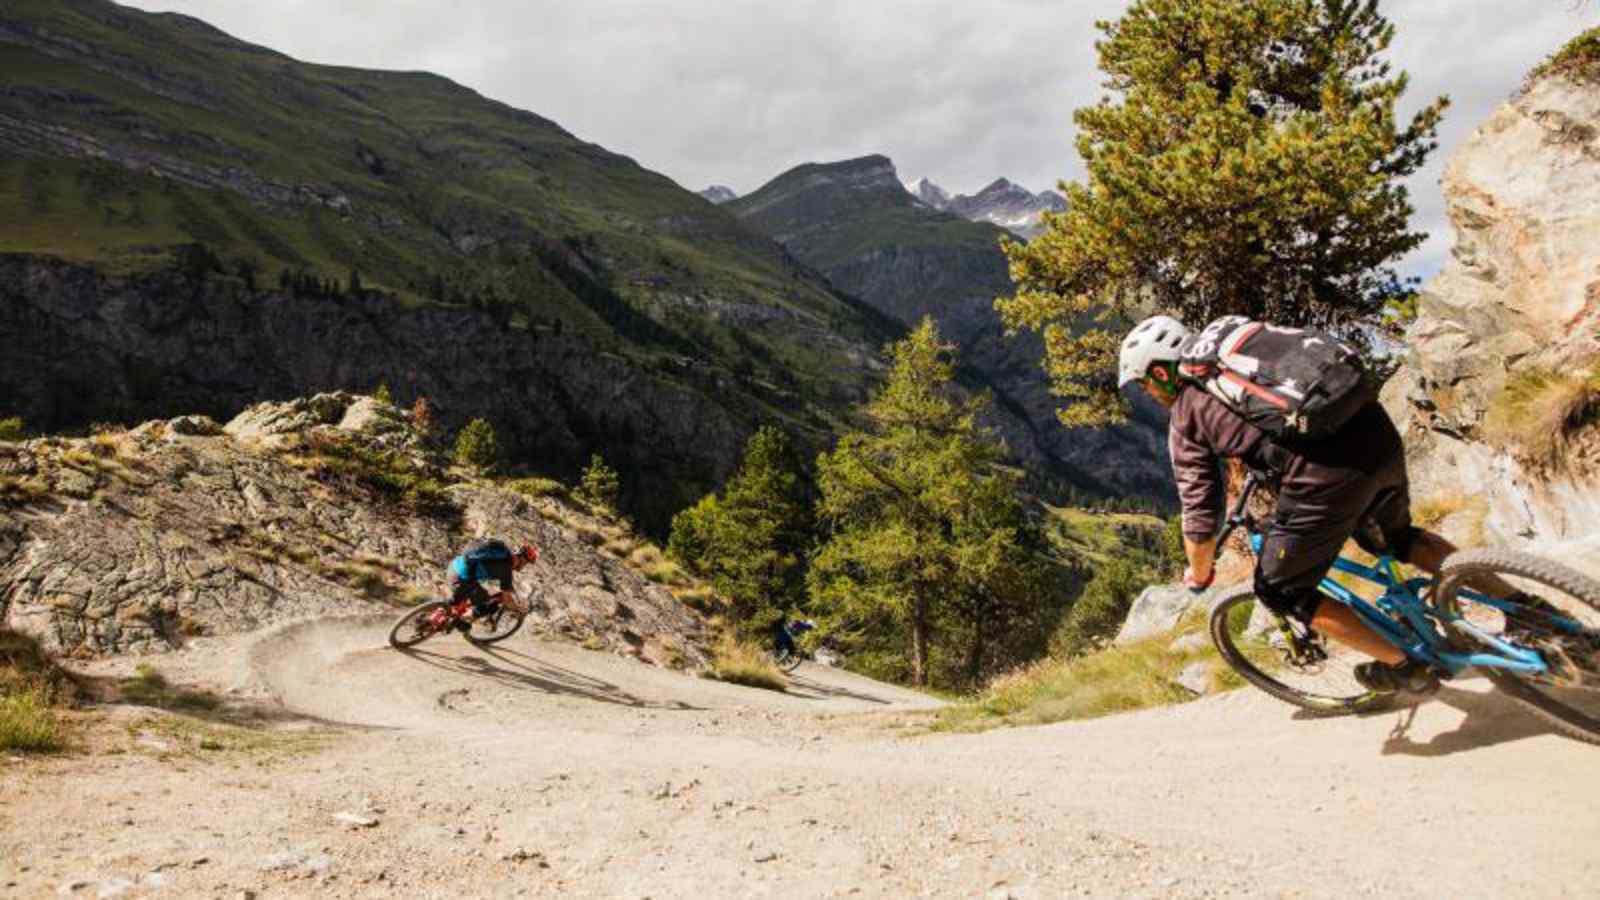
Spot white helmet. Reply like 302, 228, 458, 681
1117, 315, 1191, 388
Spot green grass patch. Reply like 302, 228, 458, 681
506, 476, 568, 500
120, 664, 222, 712
931, 616, 1225, 733
0, 687, 65, 753
0, 629, 75, 753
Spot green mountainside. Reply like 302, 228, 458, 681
728, 155, 1172, 504
0, 0, 905, 530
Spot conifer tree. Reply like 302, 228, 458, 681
667, 427, 813, 631
808, 318, 1054, 687
453, 418, 499, 474
998, 0, 1447, 426
578, 453, 621, 511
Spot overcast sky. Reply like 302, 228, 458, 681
122, 0, 1599, 279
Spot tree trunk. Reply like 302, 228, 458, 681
911, 594, 930, 686
966, 595, 987, 685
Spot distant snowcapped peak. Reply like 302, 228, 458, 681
907, 177, 951, 210
699, 185, 738, 204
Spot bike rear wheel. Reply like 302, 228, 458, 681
1433, 548, 1600, 745
771, 648, 802, 673
389, 601, 451, 649
1208, 584, 1393, 716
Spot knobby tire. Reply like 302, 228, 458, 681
1433, 548, 1600, 746
389, 601, 450, 649
1208, 584, 1393, 717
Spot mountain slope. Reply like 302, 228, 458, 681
729, 155, 1170, 502
0, 0, 900, 529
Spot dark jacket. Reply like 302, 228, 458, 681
1168, 388, 1404, 541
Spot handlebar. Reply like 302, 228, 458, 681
1211, 472, 1264, 561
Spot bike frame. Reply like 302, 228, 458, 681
1221, 474, 1572, 678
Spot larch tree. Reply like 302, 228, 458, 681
808, 318, 1055, 687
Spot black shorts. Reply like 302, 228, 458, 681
450, 577, 494, 615
1253, 452, 1418, 624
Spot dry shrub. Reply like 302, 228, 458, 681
1482, 368, 1600, 466
709, 633, 785, 692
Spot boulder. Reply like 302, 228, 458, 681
166, 415, 223, 437
1172, 661, 1212, 696
1116, 583, 1218, 645
224, 392, 354, 440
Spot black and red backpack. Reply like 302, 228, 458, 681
1177, 316, 1374, 441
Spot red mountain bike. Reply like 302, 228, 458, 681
388, 591, 527, 649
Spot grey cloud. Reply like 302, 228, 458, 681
124, 0, 1598, 279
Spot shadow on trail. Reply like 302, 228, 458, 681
782, 667, 893, 705
394, 643, 702, 711
1377, 681, 1559, 757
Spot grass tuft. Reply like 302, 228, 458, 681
1527, 26, 1600, 86
0, 687, 65, 752
0, 629, 74, 753
708, 633, 786, 692
1481, 367, 1600, 466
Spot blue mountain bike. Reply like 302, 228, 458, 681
1207, 474, 1600, 743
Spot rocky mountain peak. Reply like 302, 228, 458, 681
699, 185, 738, 204
727, 154, 914, 221
947, 179, 1066, 240
907, 177, 951, 210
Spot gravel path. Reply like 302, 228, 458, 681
5, 617, 1597, 898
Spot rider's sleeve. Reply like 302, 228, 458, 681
1169, 390, 1265, 541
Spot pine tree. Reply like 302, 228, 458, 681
577, 453, 621, 510
373, 383, 394, 406
667, 427, 814, 631
997, 0, 1447, 426
452, 418, 499, 474
808, 318, 1054, 687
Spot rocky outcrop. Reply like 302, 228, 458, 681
0, 256, 757, 533
698, 186, 738, 205
0, 395, 710, 666
1383, 65, 1600, 575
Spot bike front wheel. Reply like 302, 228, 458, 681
772, 648, 802, 673
389, 601, 452, 649
467, 606, 525, 645
1433, 548, 1600, 745
1208, 584, 1393, 716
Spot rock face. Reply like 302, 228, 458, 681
698, 185, 738, 204
729, 157, 1172, 502
0, 256, 757, 533
1383, 68, 1600, 574
0, 395, 709, 666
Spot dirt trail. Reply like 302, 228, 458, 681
5, 618, 1598, 899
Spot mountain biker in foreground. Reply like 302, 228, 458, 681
1120, 315, 1528, 694
448, 539, 538, 633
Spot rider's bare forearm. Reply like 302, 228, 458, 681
1185, 535, 1218, 580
